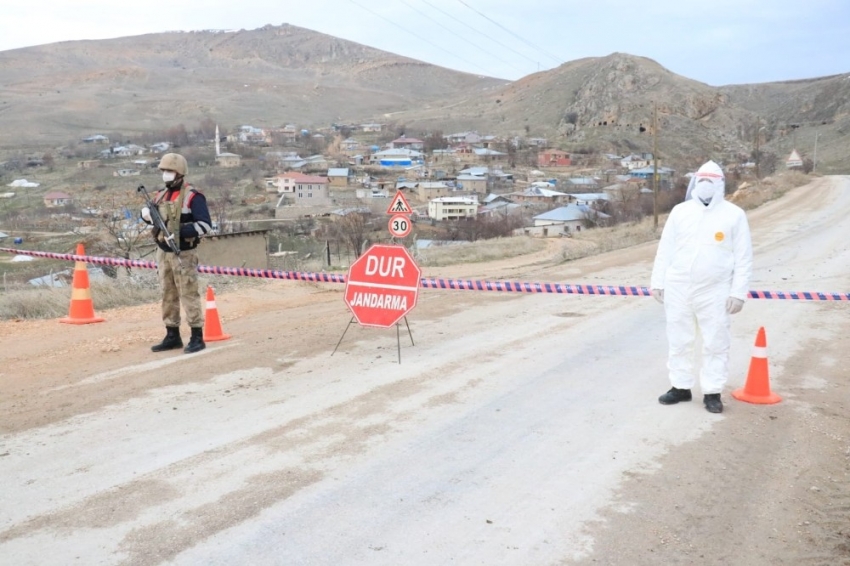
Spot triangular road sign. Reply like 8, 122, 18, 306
386, 191, 413, 215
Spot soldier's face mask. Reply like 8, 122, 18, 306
162, 171, 177, 183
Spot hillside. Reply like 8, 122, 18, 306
0, 24, 505, 144
1, 25, 848, 171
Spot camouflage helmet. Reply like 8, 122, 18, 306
158, 153, 188, 176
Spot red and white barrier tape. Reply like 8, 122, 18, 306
2, 247, 848, 301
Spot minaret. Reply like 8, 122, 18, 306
215, 124, 220, 156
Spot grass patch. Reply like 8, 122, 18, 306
559, 217, 659, 262
0, 274, 161, 320
414, 236, 546, 267
729, 171, 812, 210
0, 269, 252, 320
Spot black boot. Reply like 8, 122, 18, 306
151, 326, 182, 352
184, 327, 206, 354
704, 394, 723, 414
658, 387, 692, 405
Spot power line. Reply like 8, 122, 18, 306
399, 0, 527, 76
416, 0, 541, 69
346, 0, 491, 75
455, 0, 564, 66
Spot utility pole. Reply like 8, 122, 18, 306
754, 116, 761, 180
652, 102, 659, 229
813, 128, 819, 173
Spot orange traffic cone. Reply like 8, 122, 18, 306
203, 285, 231, 342
732, 327, 781, 404
59, 243, 105, 325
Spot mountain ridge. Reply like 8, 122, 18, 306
1, 24, 848, 171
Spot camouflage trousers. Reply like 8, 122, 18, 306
156, 248, 203, 328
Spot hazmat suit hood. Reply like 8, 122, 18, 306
685, 160, 725, 206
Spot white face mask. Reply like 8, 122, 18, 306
162, 171, 177, 183
693, 181, 715, 202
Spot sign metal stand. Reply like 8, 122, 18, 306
332, 316, 415, 364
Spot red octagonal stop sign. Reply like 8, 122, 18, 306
344, 244, 421, 328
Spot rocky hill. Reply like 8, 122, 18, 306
1, 24, 848, 172
0, 24, 505, 144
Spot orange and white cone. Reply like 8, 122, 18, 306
732, 327, 781, 404
203, 285, 231, 342
59, 243, 105, 325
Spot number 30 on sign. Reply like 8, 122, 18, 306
388, 214, 412, 238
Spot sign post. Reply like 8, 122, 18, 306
334, 244, 422, 362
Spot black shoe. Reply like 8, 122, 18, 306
704, 394, 723, 413
184, 327, 206, 354
151, 326, 182, 352
658, 387, 692, 405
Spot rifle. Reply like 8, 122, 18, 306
137, 185, 181, 256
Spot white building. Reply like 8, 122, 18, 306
428, 196, 478, 221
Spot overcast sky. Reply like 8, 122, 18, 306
3, 0, 849, 86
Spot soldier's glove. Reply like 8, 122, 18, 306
651, 289, 664, 304
141, 207, 152, 223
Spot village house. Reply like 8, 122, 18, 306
370, 148, 423, 167
216, 152, 242, 168
473, 147, 507, 163
523, 204, 610, 237
431, 148, 456, 163
327, 168, 351, 188
565, 192, 610, 206
391, 135, 425, 151
416, 182, 452, 201
43, 191, 73, 208
564, 177, 601, 191
620, 154, 654, 170
445, 131, 482, 145
238, 125, 267, 144
340, 138, 361, 154
629, 166, 676, 189
274, 172, 331, 205
77, 159, 101, 169
359, 123, 383, 132
480, 194, 522, 218
428, 196, 478, 221
82, 134, 109, 144
457, 174, 488, 194
508, 185, 570, 205
451, 144, 476, 162
538, 149, 572, 168
149, 142, 171, 153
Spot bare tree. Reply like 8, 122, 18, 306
206, 184, 234, 233
165, 124, 190, 147
609, 184, 644, 223
337, 212, 370, 258
76, 190, 151, 270
196, 118, 217, 141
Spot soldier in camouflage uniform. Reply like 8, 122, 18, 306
141, 153, 212, 354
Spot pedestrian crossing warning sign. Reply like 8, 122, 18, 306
386, 191, 413, 215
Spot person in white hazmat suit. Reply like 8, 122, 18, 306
650, 160, 753, 413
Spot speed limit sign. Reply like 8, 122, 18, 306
388, 214, 412, 238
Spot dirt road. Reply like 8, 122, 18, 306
1, 176, 849, 565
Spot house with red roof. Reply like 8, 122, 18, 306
390, 135, 424, 151
43, 191, 73, 208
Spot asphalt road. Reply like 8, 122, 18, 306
1, 176, 849, 565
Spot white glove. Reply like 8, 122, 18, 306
651, 289, 664, 304
726, 297, 744, 315
141, 206, 152, 223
